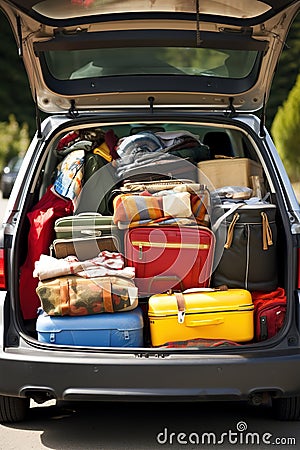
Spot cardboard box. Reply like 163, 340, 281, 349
198, 158, 263, 189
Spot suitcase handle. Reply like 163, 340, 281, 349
80, 229, 102, 237
186, 317, 224, 327
183, 285, 228, 294
77, 212, 103, 217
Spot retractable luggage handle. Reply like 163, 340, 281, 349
148, 276, 184, 296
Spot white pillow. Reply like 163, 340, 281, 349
162, 192, 192, 218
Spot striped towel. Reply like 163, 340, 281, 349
113, 192, 195, 228
113, 193, 164, 224
113, 191, 209, 228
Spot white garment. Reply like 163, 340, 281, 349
33, 252, 135, 281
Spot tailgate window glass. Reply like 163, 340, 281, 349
44, 47, 258, 80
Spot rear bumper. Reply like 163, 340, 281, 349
0, 347, 300, 402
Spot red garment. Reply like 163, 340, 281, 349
251, 287, 287, 341
160, 338, 241, 348
56, 131, 79, 151
19, 187, 73, 319
105, 129, 119, 160
251, 287, 286, 305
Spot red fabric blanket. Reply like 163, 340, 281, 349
251, 287, 286, 304
159, 338, 241, 348
19, 187, 73, 320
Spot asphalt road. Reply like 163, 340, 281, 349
0, 399, 299, 449
1, 193, 300, 449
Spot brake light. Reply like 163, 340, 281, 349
0, 249, 6, 290
298, 248, 300, 289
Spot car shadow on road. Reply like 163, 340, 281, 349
3, 400, 300, 449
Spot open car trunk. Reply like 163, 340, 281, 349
13, 113, 290, 352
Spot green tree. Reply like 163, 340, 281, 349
0, 12, 35, 136
271, 73, 300, 181
0, 114, 30, 170
267, 13, 300, 128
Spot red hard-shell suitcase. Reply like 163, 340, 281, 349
125, 226, 215, 296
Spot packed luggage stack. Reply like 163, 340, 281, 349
20, 126, 286, 349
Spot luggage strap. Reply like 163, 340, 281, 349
60, 278, 71, 315
174, 292, 186, 324
173, 285, 229, 324
224, 212, 240, 249
211, 203, 244, 233
101, 280, 114, 313
59, 278, 114, 314
261, 212, 273, 250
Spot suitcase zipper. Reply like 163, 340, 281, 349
132, 241, 210, 260
150, 307, 254, 319
132, 241, 210, 249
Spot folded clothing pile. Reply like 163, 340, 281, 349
114, 130, 210, 183
34, 251, 138, 316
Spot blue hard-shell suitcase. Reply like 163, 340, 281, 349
36, 307, 144, 347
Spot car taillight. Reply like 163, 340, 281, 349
298, 248, 300, 289
0, 249, 6, 290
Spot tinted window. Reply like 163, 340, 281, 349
45, 47, 258, 80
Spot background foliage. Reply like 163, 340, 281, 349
267, 12, 300, 129
0, 13, 35, 136
0, 114, 30, 169
271, 73, 300, 181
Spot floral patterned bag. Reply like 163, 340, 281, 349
36, 275, 138, 316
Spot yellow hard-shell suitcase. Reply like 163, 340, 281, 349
148, 289, 254, 346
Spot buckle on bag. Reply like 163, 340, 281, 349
174, 291, 186, 324
177, 310, 185, 324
